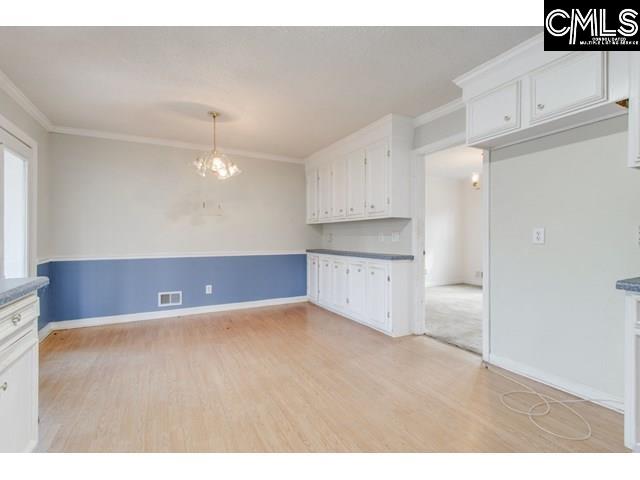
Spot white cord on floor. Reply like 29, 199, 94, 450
486, 364, 623, 441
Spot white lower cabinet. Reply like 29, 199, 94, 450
307, 255, 319, 301
308, 253, 412, 337
0, 294, 40, 452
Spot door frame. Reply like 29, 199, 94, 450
0, 112, 38, 277
410, 133, 491, 362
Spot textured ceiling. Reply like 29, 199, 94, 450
0, 27, 540, 158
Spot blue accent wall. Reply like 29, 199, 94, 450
36, 254, 306, 328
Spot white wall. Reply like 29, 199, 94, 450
425, 174, 482, 287
48, 133, 322, 258
490, 116, 639, 401
425, 176, 464, 286
462, 183, 483, 285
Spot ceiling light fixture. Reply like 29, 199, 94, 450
193, 112, 241, 180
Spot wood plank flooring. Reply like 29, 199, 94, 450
38, 302, 626, 452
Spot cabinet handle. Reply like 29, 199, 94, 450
0, 382, 7, 392
371, 271, 375, 275
324, 211, 328, 214
11, 313, 21, 326
370, 205, 375, 209
503, 115, 511, 122
537, 103, 545, 110
358, 268, 361, 272
350, 208, 354, 212
339, 209, 343, 213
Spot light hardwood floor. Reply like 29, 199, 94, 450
38, 302, 626, 452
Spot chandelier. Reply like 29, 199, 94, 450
193, 112, 241, 179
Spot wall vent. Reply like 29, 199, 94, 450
158, 291, 182, 307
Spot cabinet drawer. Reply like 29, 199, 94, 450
467, 81, 521, 143
530, 52, 607, 124
0, 329, 38, 452
0, 295, 38, 346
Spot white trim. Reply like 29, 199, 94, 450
488, 353, 623, 413
412, 98, 464, 127
38, 322, 54, 341
0, 66, 302, 165
36, 250, 307, 264
51, 127, 303, 164
411, 132, 466, 156
482, 150, 491, 362
453, 33, 543, 87
0, 69, 53, 131
38, 296, 308, 339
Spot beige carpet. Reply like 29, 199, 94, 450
425, 284, 482, 354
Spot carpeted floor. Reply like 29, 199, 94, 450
425, 284, 482, 354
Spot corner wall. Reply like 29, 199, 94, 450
489, 116, 639, 401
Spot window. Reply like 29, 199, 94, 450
1, 127, 32, 279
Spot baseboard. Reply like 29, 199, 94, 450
488, 353, 623, 413
38, 322, 54, 341
38, 296, 308, 339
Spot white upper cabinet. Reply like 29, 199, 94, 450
365, 139, 389, 217
306, 169, 318, 223
455, 34, 630, 149
346, 149, 366, 218
331, 157, 347, 219
305, 115, 412, 224
529, 52, 606, 124
467, 81, 520, 143
318, 165, 332, 221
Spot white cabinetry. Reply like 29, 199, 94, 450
623, 293, 640, 451
455, 35, 630, 149
629, 54, 640, 168
0, 294, 40, 452
306, 169, 318, 223
305, 115, 413, 224
529, 52, 606, 124
307, 254, 319, 301
307, 252, 412, 337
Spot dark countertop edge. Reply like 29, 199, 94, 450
616, 277, 640, 293
306, 249, 414, 261
0, 276, 50, 307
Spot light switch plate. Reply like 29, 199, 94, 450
532, 227, 545, 245
205, 285, 213, 294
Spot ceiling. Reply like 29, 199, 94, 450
0, 27, 540, 159
426, 146, 483, 179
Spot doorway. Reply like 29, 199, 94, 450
423, 146, 484, 354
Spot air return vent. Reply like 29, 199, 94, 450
158, 291, 182, 307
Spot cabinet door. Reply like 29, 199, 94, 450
365, 263, 389, 331
0, 343, 38, 452
346, 149, 366, 218
530, 52, 606, 124
306, 169, 318, 223
318, 165, 332, 221
347, 261, 366, 319
332, 157, 347, 219
318, 257, 333, 305
331, 259, 348, 311
308, 255, 319, 302
365, 139, 389, 217
467, 81, 520, 143
631, 56, 640, 167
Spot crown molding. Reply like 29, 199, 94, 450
0, 68, 53, 131
0, 66, 303, 164
453, 32, 544, 87
413, 98, 464, 128
51, 126, 303, 164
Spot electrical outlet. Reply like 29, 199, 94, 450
205, 285, 213, 295
391, 232, 400, 242
326, 232, 333, 244
532, 227, 545, 245
378, 232, 386, 242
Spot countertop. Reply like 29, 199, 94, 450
306, 249, 414, 261
0, 277, 49, 307
616, 277, 640, 294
